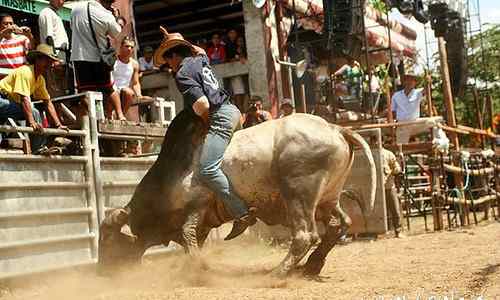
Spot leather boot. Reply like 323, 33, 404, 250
224, 208, 257, 241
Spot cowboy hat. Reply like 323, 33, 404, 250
153, 26, 194, 67
27, 44, 60, 63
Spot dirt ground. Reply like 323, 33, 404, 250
1, 221, 499, 300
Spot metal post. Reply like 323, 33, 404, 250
287, 57, 296, 105
86, 92, 106, 224
300, 83, 307, 113
82, 115, 99, 260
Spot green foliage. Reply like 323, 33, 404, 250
429, 25, 500, 144
369, 0, 389, 14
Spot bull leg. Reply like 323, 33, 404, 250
273, 174, 328, 277
181, 211, 210, 270
303, 203, 349, 276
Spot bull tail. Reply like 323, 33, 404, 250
337, 126, 377, 213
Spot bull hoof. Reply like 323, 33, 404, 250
269, 267, 289, 279
304, 274, 330, 282
303, 259, 326, 277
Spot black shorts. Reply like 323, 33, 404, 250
73, 61, 114, 96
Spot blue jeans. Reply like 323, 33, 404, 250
198, 103, 248, 219
0, 96, 45, 152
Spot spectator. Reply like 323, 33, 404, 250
366, 68, 381, 114
381, 147, 403, 238
242, 96, 272, 128
391, 70, 425, 144
0, 13, 34, 70
70, 0, 125, 120
112, 37, 141, 118
38, 0, 69, 57
250, 96, 272, 120
206, 33, 225, 64
235, 36, 247, 61
334, 58, 362, 100
225, 29, 238, 61
227, 33, 247, 110
138, 46, 157, 73
116, 16, 126, 29
279, 98, 294, 118
0, 44, 67, 154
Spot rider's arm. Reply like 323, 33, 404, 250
193, 96, 209, 125
192, 45, 206, 56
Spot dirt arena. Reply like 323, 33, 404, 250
1, 221, 499, 300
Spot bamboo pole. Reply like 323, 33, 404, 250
385, 77, 395, 143
438, 37, 467, 225
486, 94, 495, 151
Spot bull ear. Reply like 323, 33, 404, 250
103, 208, 130, 227
120, 224, 138, 243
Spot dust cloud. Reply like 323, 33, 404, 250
0, 238, 297, 300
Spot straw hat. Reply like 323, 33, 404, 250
153, 26, 194, 67
27, 44, 60, 63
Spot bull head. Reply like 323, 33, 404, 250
98, 208, 143, 273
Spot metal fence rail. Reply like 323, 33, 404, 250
0, 92, 174, 280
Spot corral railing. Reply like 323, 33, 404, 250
0, 92, 174, 280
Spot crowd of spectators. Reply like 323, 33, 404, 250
0, 0, 146, 155
0, 0, 288, 156
196, 29, 247, 65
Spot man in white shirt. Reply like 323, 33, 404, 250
112, 37, 141, 120
391, 71, 425, 144
38, 0, 69, 56
70, 0, 124, 120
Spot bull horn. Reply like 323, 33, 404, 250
159, 26, 169, 37
120, 224, 138, 243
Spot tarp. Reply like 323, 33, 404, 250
280, 0, 417, 58
0, 0, 72, 21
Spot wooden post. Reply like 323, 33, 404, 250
486, 94, 495, 150
275, 2, 291, 99
438, 37, 467, 224
472, 87, 485, 148
438, 37, 459, 149
425, 72, 433, 117
385, 78, 395, 144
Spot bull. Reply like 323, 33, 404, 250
99, 111, 376, 277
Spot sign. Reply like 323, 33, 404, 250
0, 0, 72, 21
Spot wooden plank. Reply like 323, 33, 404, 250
0, 182, 89, 190
385, 142, 433, 154
98, 120, 167, 137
